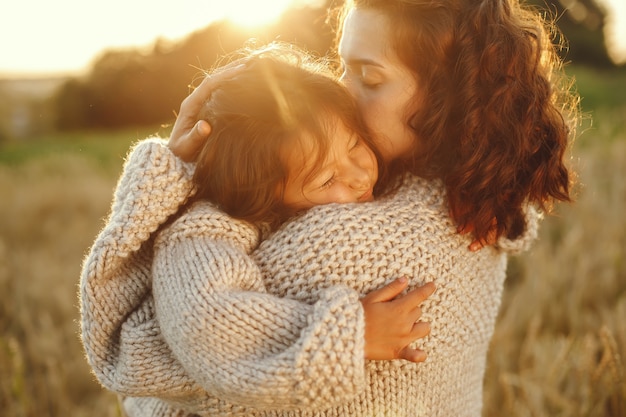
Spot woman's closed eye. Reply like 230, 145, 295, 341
341, 64, 378, 87
361, 81, 381, 89
360, 70, 383, 89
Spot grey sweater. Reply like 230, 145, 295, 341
80, 138, 539, 416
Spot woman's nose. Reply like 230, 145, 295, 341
340, 72, 359, 100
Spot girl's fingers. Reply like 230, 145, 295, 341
397, 281, 436, 308
396, 322, 430, 363
362, 277, 408, 303
398, 347, 427, 363
411, 321, 431, 340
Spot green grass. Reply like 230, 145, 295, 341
567, 65, 626, 111
558, 65, 626, 149
0, 125, 171, 171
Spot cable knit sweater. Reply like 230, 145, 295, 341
80, 138, 539, 417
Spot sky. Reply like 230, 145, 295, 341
1, 0, 624, 78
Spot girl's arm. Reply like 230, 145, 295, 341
79, 136, 432, 411
80, 138, 197, 397
152, 204, 367, 411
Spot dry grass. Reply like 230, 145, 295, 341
0, 114, 624, 416
0, 154, 122, 416
484, 109, 626, 417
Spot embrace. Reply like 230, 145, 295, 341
80, 0, 579, 416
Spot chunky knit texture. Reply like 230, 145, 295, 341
80, 139, 539, 417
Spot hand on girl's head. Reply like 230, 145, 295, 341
169, 65, 246, 162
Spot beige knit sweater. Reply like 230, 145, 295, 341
80, 138, 539, 417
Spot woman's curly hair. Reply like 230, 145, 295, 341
334, 0, 580, 242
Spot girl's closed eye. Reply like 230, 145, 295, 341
321, 175, 336, 189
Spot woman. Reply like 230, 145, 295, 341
80, 0, 578, 415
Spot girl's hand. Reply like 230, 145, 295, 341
168, 64, 245, 162
360, 278, 435, 363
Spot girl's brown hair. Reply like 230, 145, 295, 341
192, 43, 383, 229
333, 0, 579, 241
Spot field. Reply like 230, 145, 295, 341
1, 66, 625, 416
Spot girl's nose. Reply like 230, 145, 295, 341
347, 163, 370, 190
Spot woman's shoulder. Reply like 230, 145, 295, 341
156, 201, 260, 250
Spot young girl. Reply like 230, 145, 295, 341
188, 47, 381, 228
81, 44, 434, 416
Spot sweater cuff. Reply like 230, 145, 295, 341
108, 137, 195, 256
496, 205, 542, 254
294, 285, 366, 407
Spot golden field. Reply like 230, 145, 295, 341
1, 74, 625, 416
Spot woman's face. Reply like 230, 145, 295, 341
338, 7, 421, 162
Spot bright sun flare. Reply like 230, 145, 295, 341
1, 0, 318, 76
217, 0, 298, 27
2, 0, 625, 77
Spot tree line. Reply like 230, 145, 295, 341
52, 0, 620, 131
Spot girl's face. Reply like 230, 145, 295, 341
281, 119, 378, 211
338, 7, 421, 162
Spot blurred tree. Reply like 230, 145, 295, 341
52, 0, 615, 131
55, 79, 92, 130
52, 6, 332, 130
528, 0, 614, 67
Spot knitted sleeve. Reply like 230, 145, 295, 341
496, 205, 541, 254
80, 138, 197, 396
152, 204, 366, 411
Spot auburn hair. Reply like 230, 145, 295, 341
333, 0, 579, 241
191, 43, 384, 229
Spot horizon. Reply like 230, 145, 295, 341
1, 0, 624, 80
0, 0, 323, 79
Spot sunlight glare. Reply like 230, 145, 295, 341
218, 0, 299, 27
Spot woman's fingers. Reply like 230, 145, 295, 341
168, 64, 247, 162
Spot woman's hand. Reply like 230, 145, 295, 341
168, 64, 245, 162
458, 219, 498, 252
361, 278, 435, 363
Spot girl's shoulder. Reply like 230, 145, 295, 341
263, 174, 451, 241
156, 201, 261, 250
393, 174, 447, 207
